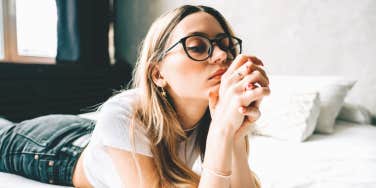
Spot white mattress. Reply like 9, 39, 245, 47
248, 120, 376, 188
1, 119, 375, 188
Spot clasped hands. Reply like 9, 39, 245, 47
208, 54, 271, 141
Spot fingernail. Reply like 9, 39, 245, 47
247, 83, 256, 89
238, 107, 246, 114
248, 57, 264, 66
242, 107, 247, 113
248, 57, 253, 63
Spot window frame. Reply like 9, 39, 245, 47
0, 0, 55, 64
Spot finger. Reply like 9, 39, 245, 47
238, 106, 260, 122
231, 62, 268, 85
254, 99, 262, 108
225, 54, 249, 77
248, 84, 270, 108
248, 64, 268, 83
236, 112, 258, 137
243, 62, 268, 84
236, 118, 255, 137
239, 86, 271, 107
227, 62, 266, 86
228, 69, 246, 84
248, 56, 264, 66
234, 71, 269, 93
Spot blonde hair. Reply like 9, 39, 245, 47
127, 5, 260, 187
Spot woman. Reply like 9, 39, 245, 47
0, 5, 270, 188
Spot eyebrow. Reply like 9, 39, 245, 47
185, 31, 227, 38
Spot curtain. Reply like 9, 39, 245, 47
55, 0, 110, 66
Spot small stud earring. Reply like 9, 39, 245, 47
161, 87, 167, 97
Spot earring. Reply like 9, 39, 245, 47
161, 87, 167, 97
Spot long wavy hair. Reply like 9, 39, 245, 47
128, 5, 260, 187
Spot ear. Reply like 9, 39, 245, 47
151, 65, 167, 87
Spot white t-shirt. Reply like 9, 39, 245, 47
82, 88, 201, 188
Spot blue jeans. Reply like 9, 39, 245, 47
0, 115, 95, 186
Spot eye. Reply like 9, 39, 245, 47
185, 36, 210, 54
186, 44, 207, 53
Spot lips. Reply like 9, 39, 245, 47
209, 68, 227, 80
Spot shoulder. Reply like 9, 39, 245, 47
93, 88, 153, 156
100, 88, 141, 114
95, 88, 144, 133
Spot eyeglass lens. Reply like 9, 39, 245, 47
184, 35, 241, 61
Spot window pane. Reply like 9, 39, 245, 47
0, 2, 4, 59
15, 0, 57, 57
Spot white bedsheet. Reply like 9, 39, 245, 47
0, 172, 71, 188
249, 120, 376, 188
1, 119, 375, 188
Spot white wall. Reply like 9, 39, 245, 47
115, 0, 376, 118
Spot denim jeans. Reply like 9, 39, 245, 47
0, 114, 95, 186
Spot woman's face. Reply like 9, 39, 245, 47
159, 12, 230, 102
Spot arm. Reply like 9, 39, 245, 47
200, 53, 268, 188
105, 147, 161, 188
202, 54, 268, 188
105, 130, 237, 188
198, 123, 235, 188
230, 137, 260, 188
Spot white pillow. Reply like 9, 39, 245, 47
337, 103, 372, 124
0, 118, 12, 126
252, 91, 320, 142
268, 75, 356, 134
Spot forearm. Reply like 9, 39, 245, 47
198, 123, 235, 188
231, 137, 259, 188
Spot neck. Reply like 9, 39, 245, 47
170, 95, 208, 131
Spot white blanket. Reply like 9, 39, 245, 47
249, 120, 376, 188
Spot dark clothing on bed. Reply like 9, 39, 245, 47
0, 115, 95, 186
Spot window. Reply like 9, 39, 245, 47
0, 0, 57, 64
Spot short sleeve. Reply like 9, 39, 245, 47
95, 98, 153, 157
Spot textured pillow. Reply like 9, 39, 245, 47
268, 76, 356, 134
337, 103, 372, 124
252, 91, 320, 142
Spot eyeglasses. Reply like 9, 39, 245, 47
161, 34, 242, 61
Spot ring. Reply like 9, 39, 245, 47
232, 71, 244, 81
236, 72, 244, 80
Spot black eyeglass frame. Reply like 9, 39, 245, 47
161, 34, 242, 61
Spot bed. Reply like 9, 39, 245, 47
1, 120, 375, 188
1, 76, 375, 188
248, 120, 376, 188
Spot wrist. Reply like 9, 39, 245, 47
233, 134, 246, 145
209, 119, 237, 138
233, 136, 248, 155
204, 122, 235, 177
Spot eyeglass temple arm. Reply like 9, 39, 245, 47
160, 40, 181, 59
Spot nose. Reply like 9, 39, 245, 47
208, 45, 227, 64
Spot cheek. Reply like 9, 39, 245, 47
165, 59, 207, 95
